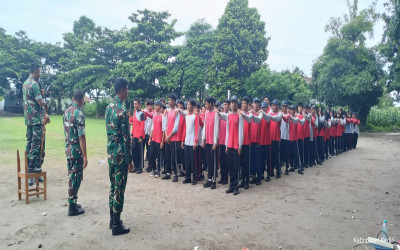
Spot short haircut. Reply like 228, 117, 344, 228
188, 98, 196, 107
146, 99, 154, 105
160, 97, 166, 104
114, 77, 128, 94
205, 96, 216, 105
134, 98, 141, 105
169, 93, 177, 101
73, 89, 84, 101
241, 96, 250, 104
30, 63, 40, 73
223, 99, 231, 105
177, 99, 184, 105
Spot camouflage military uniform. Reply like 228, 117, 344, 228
22, 75, 45, 169
105, 96, 132, 213
63, 103, 86, 204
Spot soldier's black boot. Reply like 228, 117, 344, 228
68, 203, 85, 216
109, 208, 113, 229
112, 212, 130, 236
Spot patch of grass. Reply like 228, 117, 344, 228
0, 115, 108, 165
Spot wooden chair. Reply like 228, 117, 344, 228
17, 150, 47, 204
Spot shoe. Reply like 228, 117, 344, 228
68, 203, 85, 216
237, 181, 245, 188
178, 171, 185, 177
305, 165, 309, 168
150, 171, 155, 177
191, 179, 197, 185
154, 171, 160, 178
112, 212, 130, 236
161, 170, 166, 174
182, 178, 191, 184
256, 179, 261, 185
211, 182, 216, 189
244, 182, 249, 189
285, 170, 289, 175
172, 175, 178, 182
28, 167, 42, 173
218, 179, 223, 184
298, 169, 304, 175
317, 161, 323, 165
270, 173, 275, 177
260, 176, 265, 180
276, 172, 281, 179
265, 176, 270, 182
161, 174, 171, 180
136, 169, 143, 174
250, 177, 257, 184
199, 174, 205, 181
221, 180, 228, 185
28, 178, 35, 186
329, 155, 332, 158
145, 167, 152, 172
233, 188, 239, 195
203, 180, 212, 188
225, 185, 234, 193
309, 164, 313, 168
288, 167, 295, 172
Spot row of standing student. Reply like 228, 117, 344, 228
128, 94, 360, 195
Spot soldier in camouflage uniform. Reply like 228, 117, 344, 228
22, 63, 49, 185
63, 89, 87, 216
105, 78, 133, 236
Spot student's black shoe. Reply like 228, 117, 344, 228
136, 169, 143, 174
244, 182, 249, 189
203, 180, 212, 188
225, 186, 234, 193
233, 188, 239, 195
218, 179, 224, 184
145, 167, 152, 172
260, 176, 265, 180
289, 167, 295, 172
161, 174, 171, 180
305, 165, 309, 168
210, 182, 216, 189
265, 176, 271, 182
270, 173, 275, 177
256, 178, 261, 185
178, 171, 185, 177
237, 181, 245, 188
199, 174, 205, 181
276, 172, 281, 179
317, 161, 323, 165
112, 212, 130, 236
309, 163, 313, 168
221, 180, 228, 185
298, 169, 304, 175
68, 203, 85, 216
285, 170, 289, 175
191, 179, 197, 185
182, 178, 191, 184
172, 175, 178, 182
249, 177, 257, 184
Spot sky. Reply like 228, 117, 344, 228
0, 0, 386, 76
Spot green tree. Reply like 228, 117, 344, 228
210, 0, 269, 99
312, 0, 383, 122
381, 0, 400, 91
162, 19, 215, 102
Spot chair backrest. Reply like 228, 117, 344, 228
17, 150, 20, 173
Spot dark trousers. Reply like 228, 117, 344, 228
260, 145, 271, 177
250, 143, 262, 178
149, 141, 160, 172
227, 148, 239, 188
219, 145, 228, 182
184, 145, 195, 179
131, 137, 143, 169
271, 141, 280, 174
309, 139, 316, 164
144, 134, 150, 160
317, 136, 324, 162
205, 144, 217, 181
280, 140, 290, 169
353, 133, 358, 148
289, 140, 301, 169
194, 147, 202, 179
26, 124, 45, 169
324, 139, 329, 158
335, 136, 339, 153
297, 139, 304, 167
165, 141, 179, 175
178, 142, 185, 170
329, 136, 334, 155
240, 145, 250, 182
304, 137, 310, 165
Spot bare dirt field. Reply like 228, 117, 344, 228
1, 134, 399, 250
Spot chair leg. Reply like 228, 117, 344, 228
18, 176, 22, 201
25, 177, 29, 204
36, 177, 39, 197
43, 174, 47, 200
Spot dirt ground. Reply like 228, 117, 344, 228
1, 134, 399, 250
